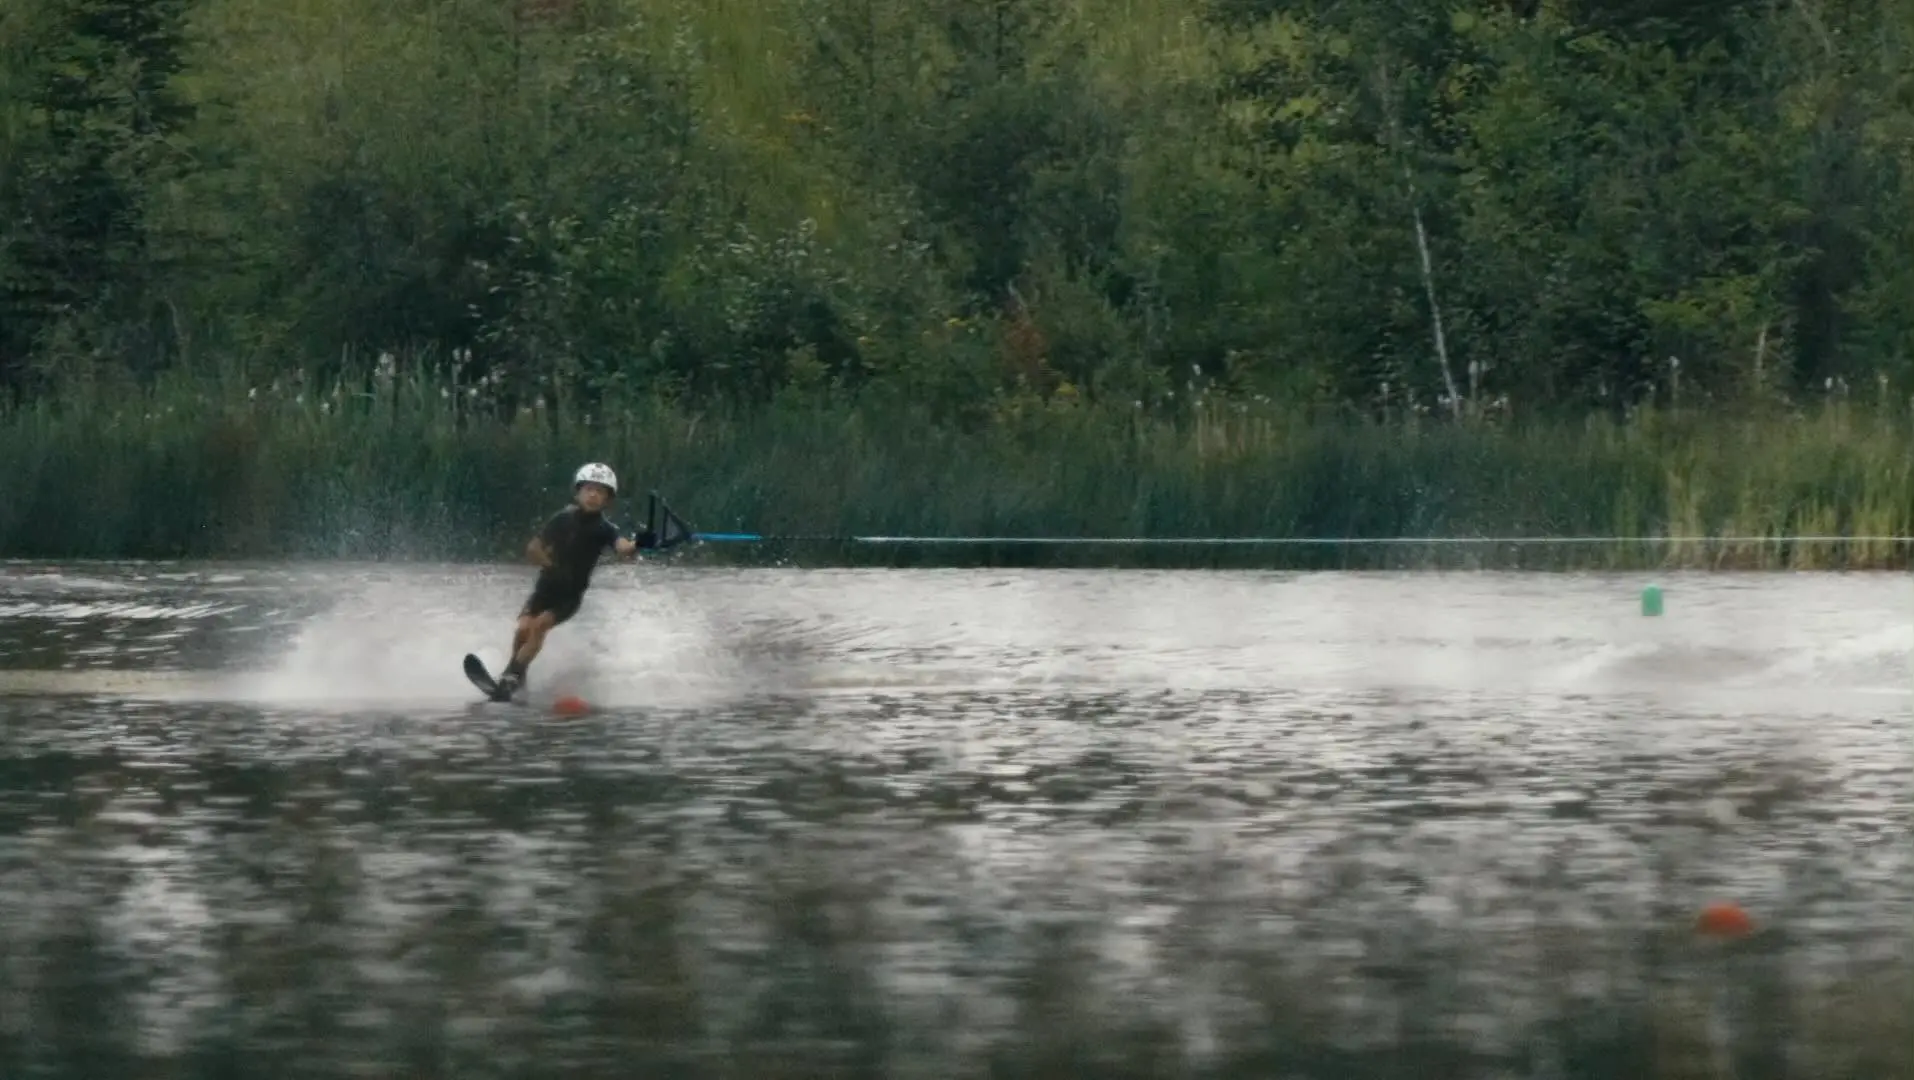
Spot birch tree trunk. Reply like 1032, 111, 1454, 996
1375, 56, 1464, 419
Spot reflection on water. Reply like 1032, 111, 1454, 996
0, 564, 1908, 1077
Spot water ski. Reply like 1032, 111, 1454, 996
463, 653, 520, 704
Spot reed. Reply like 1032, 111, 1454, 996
3, 366, 1910, 567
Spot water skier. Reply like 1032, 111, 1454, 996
476, 462, 655, 702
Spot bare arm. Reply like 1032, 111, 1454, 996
525, 537, 553, 568
527, 511, 567, 568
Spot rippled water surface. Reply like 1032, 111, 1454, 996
0, 563, 1909, 1078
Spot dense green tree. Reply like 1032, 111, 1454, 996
2, 0, 1910, 414
0, 0, 195, 389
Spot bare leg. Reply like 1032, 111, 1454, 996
507, 620, 531, 668
508, 611, 558, 677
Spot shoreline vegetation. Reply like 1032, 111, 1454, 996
5, 1, 1914, 571
2, 8, 1909, 1078
3, 365, 1910, 568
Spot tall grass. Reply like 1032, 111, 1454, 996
3, 365, 1911, 567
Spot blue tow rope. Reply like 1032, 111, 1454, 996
642, 495, 1913, 550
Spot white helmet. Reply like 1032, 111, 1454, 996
573, 462, 618, 495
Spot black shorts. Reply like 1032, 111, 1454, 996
520, 580, 585, 626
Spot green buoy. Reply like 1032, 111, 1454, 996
1641, 584, 1664, 617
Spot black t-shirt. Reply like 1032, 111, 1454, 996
535, 506, 620, 593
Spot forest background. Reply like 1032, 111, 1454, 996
3, 0, 1912, 563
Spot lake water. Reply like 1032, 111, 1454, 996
0, 563, 1908, 1078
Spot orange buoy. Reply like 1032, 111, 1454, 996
552, 694, 590, 718
1695, 901, 1754, 939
